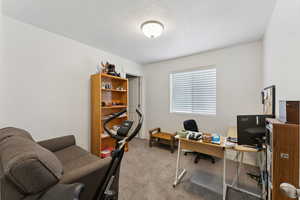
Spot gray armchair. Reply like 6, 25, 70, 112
0, 127, 119, 200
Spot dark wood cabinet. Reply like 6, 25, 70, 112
279, 101, 300, 124
286, 101, 299, 124
266, 118, 299, 200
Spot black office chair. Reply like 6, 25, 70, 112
183, 119, 215, 164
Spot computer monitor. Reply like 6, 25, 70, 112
237, 115, 271, 146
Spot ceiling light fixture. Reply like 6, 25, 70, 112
141, 20, 164, 39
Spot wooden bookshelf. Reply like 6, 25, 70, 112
102, 105, 127, 109
101, 88, 127, 92
91, 73, 128, 157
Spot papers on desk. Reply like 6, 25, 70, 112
224, 137, 237, 147
225, 141, 236, 147
227, 137, 238, 143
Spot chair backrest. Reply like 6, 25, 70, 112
183, 120, 199, 132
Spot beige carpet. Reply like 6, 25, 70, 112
119, 138, 261, 200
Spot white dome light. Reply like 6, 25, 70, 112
141, 21, 164, 39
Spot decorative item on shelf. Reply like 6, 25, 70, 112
100, 62, 108, 74
102, 82, 106, 89
120, 67, 126, 78
112, 125, 120, 132
100, 147, 114, 158
102, 82, 112, 89
101, 62, 120, 77
112, 101, 124, 106
116, 86, 125, 91
101, 101, 106, 106
106, 102, 112, 107
96, 62, 103, 73
107, 83, 112, 89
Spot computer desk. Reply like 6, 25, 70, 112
226, 127, 263, 199
173, 128, 262, 200
173, 134, 227, 199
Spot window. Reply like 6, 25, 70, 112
170, 68, 216, 115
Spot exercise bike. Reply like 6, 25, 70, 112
93, 108, 143, 200
37, 109, 142, 200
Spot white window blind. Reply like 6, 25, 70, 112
170, 68, 216, 115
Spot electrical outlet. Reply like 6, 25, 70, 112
280, 153, 289, 159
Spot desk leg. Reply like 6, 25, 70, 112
228, 151, 262, 199
238, 152, 244, 185
223, 150, 227, 200
232, 151, 241, 187
173, 139, 186, 187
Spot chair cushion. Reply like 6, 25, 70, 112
54, 146, 110, 184
54, 145, 90, 166
56, 146, 112, 200
0, 136, 63, 194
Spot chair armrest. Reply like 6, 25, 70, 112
38, 183, 84, 200
38, 135, 76, 152
149, 128, 161, 135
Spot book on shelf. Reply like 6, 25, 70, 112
102, 113, 127, 120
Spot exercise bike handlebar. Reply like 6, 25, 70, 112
103, 108, 143, 143
126, 109, 143, 142
103, 109, 127, 141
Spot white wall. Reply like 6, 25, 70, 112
144, 41, 263, 136
0, 0, 5, 125
263, 0, 300, 115
1, 16, 143, 150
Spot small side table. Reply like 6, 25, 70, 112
149, 128, 176, 153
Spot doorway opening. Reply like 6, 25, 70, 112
126, 74, 142, 138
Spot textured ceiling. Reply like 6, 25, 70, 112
3, 0, 276, 64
